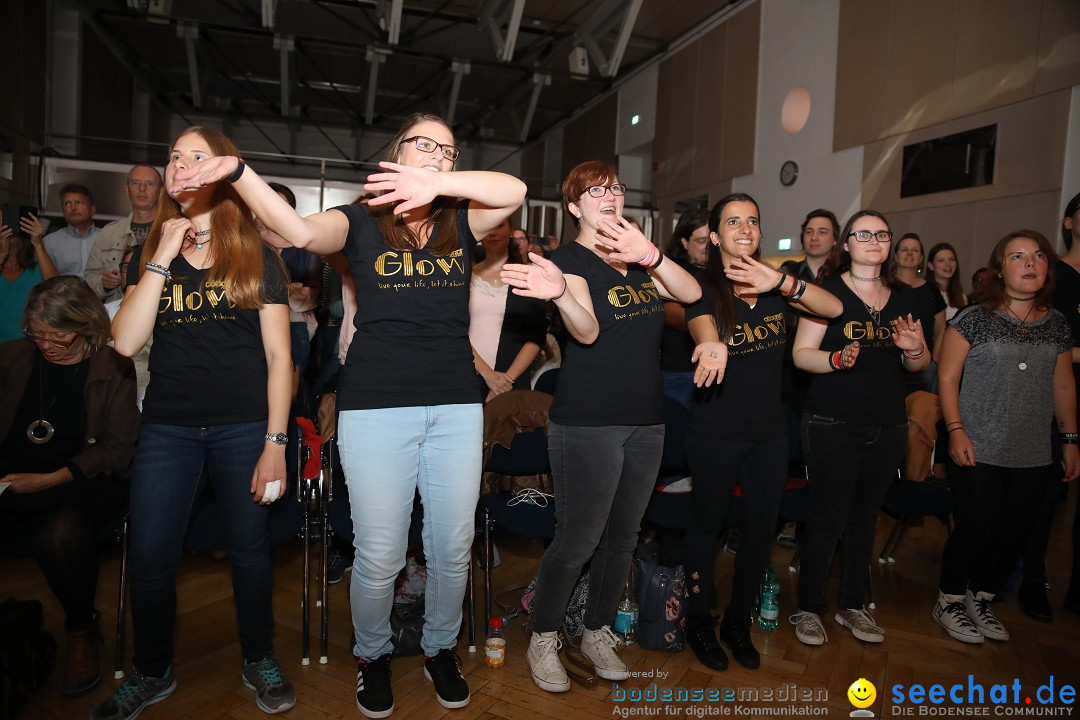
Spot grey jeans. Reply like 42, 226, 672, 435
530, 421, 664, 633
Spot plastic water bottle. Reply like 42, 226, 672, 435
613, 569, 639, 644
485, 616, 506, 667
758, 564, 780, 631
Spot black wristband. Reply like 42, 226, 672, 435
650, 252, 665, 270
1062, 432, 1079, 445
771, 273, 788, 293
225, 159, 246, 183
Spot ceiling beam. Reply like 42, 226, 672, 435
571, 0, 643, 78
176, 21, 202, 108
274, 34, 295, 118
261, 0, 276, 29
519, 73, 550, 142
481, 0, 527, 63
376, 0, 403, 45
364, 47, 388, 125
446, 60, 471, 126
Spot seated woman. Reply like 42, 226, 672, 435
470, 217, 547, 401
0, 276, 139, 697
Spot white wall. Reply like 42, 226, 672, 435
1060, 85, 1080, 251
732, 0, 863, 257
616, 65, 658, 156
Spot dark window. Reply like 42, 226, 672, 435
900, 125, 996, 198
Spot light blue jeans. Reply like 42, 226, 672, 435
337, 404, 482, 659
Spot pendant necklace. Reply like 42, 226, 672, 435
1004, 301, 1035, 335
27, 355, 86, 445
193, 229, 211, 250
849, 272, 882, 325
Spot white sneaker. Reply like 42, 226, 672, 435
527, 632, 570, 693
964, 590, 1008, 641
834, 608, 885, 643
580, 626, 629, 681
932, 592, 984, 644
789, 610, 828, 646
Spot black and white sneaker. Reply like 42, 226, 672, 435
932, 593, 984, 644
355, 654, 394, 718
965, 590, 1009, 641
424, 649, 470, 709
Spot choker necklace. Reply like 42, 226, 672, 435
27, 355, 86, 444
194, 229, 211, 250
848, 270, 882, 283
1006, 293, 1035, 301
849, 273, 882, 325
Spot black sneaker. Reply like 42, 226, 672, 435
90, 666, 177, 720
355, 654, 394, 719
423, 648, 470, 709
327, 549, 352, 585
242, 656, 296, 714
686, 617, 728, 671
719, 616, 760, 670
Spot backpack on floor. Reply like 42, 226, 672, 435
389, 556, 427, 656
0, 598, 56, 720
633, 542, 688, 652
522, 568, 590, 638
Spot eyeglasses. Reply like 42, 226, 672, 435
23, 328, 81, 348
848, 230, 893, 243
584, 184, 627, 198
399, 136, 460, 162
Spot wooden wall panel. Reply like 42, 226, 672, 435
652, 56, 675, 199
834, 0, 890, 151
665, 44, 700, 197
951, 0, 1039, 118
1035, 0, 1080, 95
693, 24, 727, 189
882, 0, 956, 137
560, 94, 618, 178
720, 0, 759, 180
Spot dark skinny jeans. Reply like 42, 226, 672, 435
939, 461, 1050, 596
797, 414, 906, 614
684, 433, 788, 624
530, 421, 664, 634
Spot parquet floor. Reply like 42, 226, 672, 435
6, 494, 1080, 720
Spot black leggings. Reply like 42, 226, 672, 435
0, 479, 126, 631
938, 462, 1050, 596
683, 433, 787, 623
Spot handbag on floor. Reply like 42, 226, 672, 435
0, 598, 56, 720
633, 542, 688, 652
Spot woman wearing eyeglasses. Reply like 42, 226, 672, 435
0, 277, 138, 698
166, 113, 526, 717
789, 210, 929, 647
501, 161, 700, 693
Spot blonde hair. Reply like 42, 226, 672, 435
141, 126, 284, 309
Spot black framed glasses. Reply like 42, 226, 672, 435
585, 184, 627, 198
400, 136, 460, 162
847, 230, 893, 243
23, 328, 80, 348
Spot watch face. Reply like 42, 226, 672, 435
780, 160, 799, 186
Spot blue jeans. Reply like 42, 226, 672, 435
337, 404, 482, 659
128, 422, 276, 676
531, 422, 664, 633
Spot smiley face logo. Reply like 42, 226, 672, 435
848, 678, 877, 709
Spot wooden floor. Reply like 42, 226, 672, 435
7, 495, 1080, 720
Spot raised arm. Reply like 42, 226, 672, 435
170, 156, 350, 255
501, 254, 599, 345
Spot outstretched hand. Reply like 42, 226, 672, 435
889, 314, 925, 353
691, 341, 728, 387
364, 162, 444, 215
170, 156, 241, 194
595, 216, 654, 265
725, 256, 786, 294
501, 252, 567, 300
836, 341, 860, 370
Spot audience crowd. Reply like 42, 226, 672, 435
0, 118, 1077, 720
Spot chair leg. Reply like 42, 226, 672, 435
114, 515, 129, 680
300, 486, 312, 666
888, 518, 912, 563
866, 565, 875, 610
466, 556, 476, 653
318, 485, 330, 665
878, 518, 905, 564
484, 507, 493, 630
788, 545, 801, 573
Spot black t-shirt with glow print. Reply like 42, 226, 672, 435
804, 272, 919, 426
334, 201, 481, 411
129, 243, 289, 426
685, 285, 787, 438
549, 242, 665, 426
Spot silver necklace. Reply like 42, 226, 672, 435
194, 229, 211, 250
848, 272, 882, 324
27, 355, 86, 445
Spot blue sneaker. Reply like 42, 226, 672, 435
327, 548, 352, 585
90, 666, 176, 720
242, 656, 296, 714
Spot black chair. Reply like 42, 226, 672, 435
877, 476, 954, 564
533, 367, 560, 395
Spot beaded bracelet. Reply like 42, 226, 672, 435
144, 261, 172, 283
225, 160, 246, 183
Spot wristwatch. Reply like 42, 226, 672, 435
265, 432, 288, 446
